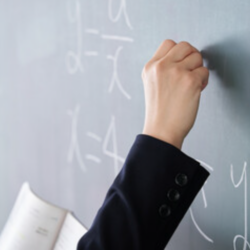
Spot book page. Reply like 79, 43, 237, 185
0, 183, 67, 250
53, 213, 87, 250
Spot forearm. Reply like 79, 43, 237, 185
77, 135, 209, 250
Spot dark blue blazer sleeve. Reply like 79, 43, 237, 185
77, 134, 210, 250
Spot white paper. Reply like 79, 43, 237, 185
0, 183, 67, 250
53, 213, 87, 250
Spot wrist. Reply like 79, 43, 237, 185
142, 127, 184, 150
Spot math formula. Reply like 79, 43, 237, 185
66, 0, 133, 175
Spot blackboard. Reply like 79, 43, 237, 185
1, 0, 250, 249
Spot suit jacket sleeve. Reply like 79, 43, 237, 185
77, 134, 210, 250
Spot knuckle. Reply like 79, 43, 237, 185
179, 41, 192, 49
151, 60, 168, 80
179, 41, 196, 55
141, 61, 151, 79
144, 61, 152, 72
200, 67, 209, 80
204, 68, 210, 82
204, 67, 210, 76
142, 60, 167, 80
155, 60, 165, 72
150, 60, 165, 78
195, 52, 203, 66
162, 39, 176, 47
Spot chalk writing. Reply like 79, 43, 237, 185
85, 154, 101, 164
231, 162, 250, 250
85, 28, 134, 43
190, 208, 214, 243
197, 159, 214, 208
66, 0, 84, 74
189, 160, 214, 243
101, 34, 134, 43
103, 116, 125, 176
85, 132, 102, 164
67, 105, 87, 172
107, 46, 131, 99
65, 0, 132, 176
108, 0, 133, 30
86, 132, 102, 142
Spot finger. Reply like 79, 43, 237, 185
151, 40, 176, 62
181, 52, 203, 70
193, 67, 209, 91
166, 41, 199, 62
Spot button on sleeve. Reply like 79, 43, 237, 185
159, 204, 171, 218
175, 173, 188, 187
167, 189, 181, 202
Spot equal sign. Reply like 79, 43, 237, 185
85, 154, 101, 164
85, 28, 134, 43
101, 34, 134, 43
86, 132, 102, 142
85, 132, 102, 164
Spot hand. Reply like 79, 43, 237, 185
142, 40, 209, 149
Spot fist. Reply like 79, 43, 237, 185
142, 40, 209, 149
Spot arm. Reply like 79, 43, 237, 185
77, 40, 210, 250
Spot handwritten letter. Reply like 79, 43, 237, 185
66, 0, 84, 74
67, 105, 87, 172
230, 162, 250, 250
108, 0, 133, 30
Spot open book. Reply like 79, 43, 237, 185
0, 183, 87, 250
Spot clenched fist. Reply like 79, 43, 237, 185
142, 40, 209, 149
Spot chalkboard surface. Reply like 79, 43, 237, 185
1, 1, 250, 249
